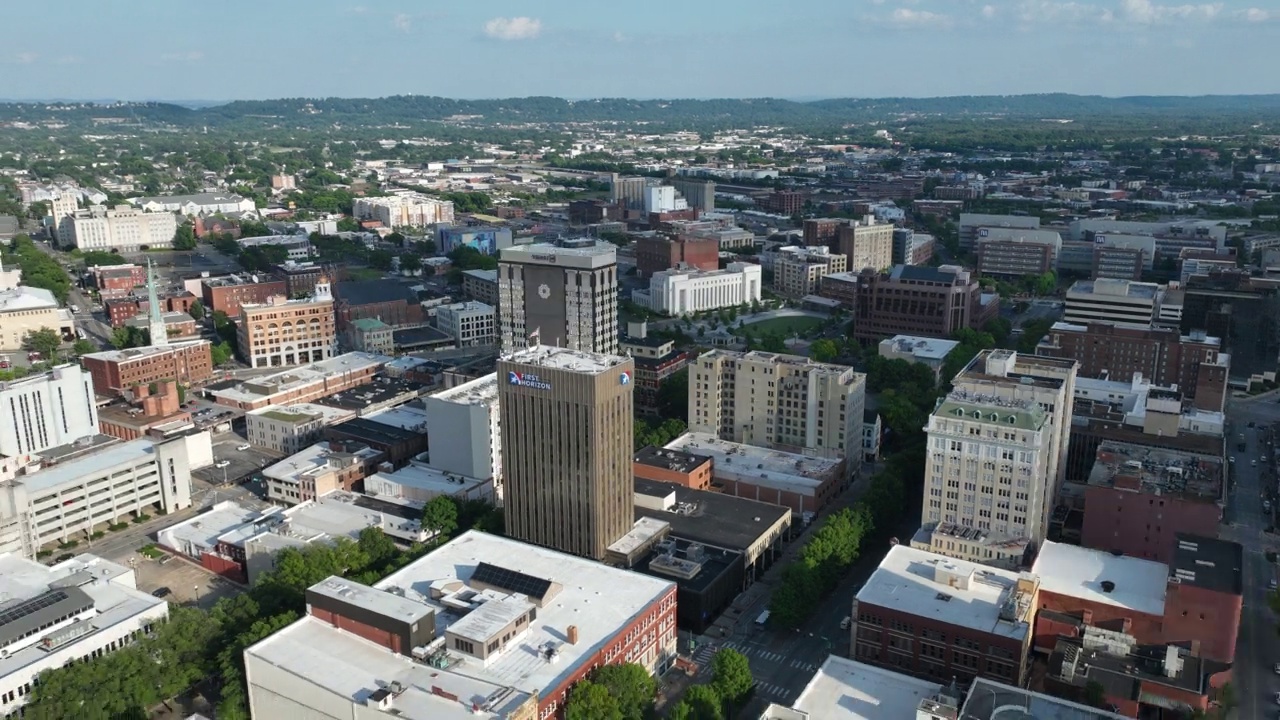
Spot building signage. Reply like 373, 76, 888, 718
620, 371, 631, 386
1095, 234, 1107, 245
508, 371, 552, 390
531, 253, 557, 263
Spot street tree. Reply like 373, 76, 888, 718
71, 338, 95, 356
682, 684, 723, 720
173, 223, 197, 250
565, 680, 623, 720
710, 649, 753, 704
24, 327, 63, 358
422, 495, 459, 542
808, 338, 839, 363
188, 299, 206, 321
590, 663, 655, 720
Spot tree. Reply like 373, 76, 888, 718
337, 216, 361, 232
590, 663, 656, 720
710, 649, 753, 705
386, 231, 406, 247
24, 327, 62, 358
173, 223, 197, 250
399, 253, 422, 274
565, 680, 623, 720
368, 249, 394, 270
1033, 271, 1056, 296
656, 368, 689, 421
211, 341, 234, 366
71, 338, 95, 356
809, 338, 839, 363
188, 298, 206, 321
421, 495, 459, 542
682, 684, 723, 720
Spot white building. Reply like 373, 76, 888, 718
1063, 279, 1162, 327
236, 234, 312, 261
132, 192, 255, 216
773, 246, 847, 297
434, 301, 496, 347
262, 441, 382, 505
760, 656, 945, 720
69, 205, 178, 252
644, 185, 686, 213
243, 531, 677, 720
0, 434, 203, 559
636, 262, 762, 316
0, 554, 170, 718
245, 404, 356, 454
423, 373, 501, 496
352, 193, 455, 228
0, 286, 75, 350
877, 335, 961, 379
0, 365, 99, 457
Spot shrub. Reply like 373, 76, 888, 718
58, 539, 79, 549
132, 514, 151, 525
90, 531, 105, 540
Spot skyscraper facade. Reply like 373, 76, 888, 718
498, 346, 634, 560
497, 240, 619, 355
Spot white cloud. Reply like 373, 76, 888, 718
888, 8, 951, 26
1120, 0, 1222, 23
1016, 0, 1106, 24
612, 31, 628, 43
483, 16, 542, 40
982, 5, 998, 18
160, 51, 203, 62
393, 13, 411, 32
1238, 7, 1272, 21
15, 52, 37, 64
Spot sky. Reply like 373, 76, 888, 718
4, 0, 1279, 102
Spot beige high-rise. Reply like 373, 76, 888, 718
498, 346, 634, 560
237, 278, 337, 368
688, 349, 867, 466
837, 216, 894, 272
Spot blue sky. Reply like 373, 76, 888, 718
4, 0, 1279, 102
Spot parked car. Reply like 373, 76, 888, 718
151, 587, 171, 598
839, 616, 851, 630
236, 444, 251, 451
215, 460, 230, 469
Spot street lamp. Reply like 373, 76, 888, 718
194, 584, 201, 605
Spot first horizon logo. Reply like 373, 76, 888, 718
508, 371, 552, 391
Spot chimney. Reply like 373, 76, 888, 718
567, 625, 579, 645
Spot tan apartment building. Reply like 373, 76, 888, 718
688, 349, 867, 468
497, 346, 635, 561
236, 278, 336, 368
773, 246, 847, 298
837, 216, 894, 273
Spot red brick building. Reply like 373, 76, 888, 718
105, 297, 143, 327
333, 280, 424, 335
1080, 443, 1224, 563
90, 264, 147, 299
802, 218, 844, 248
757, 191, 805, 215
194, 217, 241, 239
634, 235, 719, 278
851, 545, 1035, 687
633, 446, 714, 491
843, 265, 992, 343
81, 341, 214, 397
201, 274, 288, 316
97, 380, 192, 440
1036, 322, 1229, 413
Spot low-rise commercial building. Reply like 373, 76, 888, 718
201, 274, 289, 317
664, 432, 845, 515
633, 446, 714, 491
620, 330, 690, 417
333, 280, 425, 333
237, 234, 311, 261
635, 262, 762, 316
877, 335, 960, 379
246, 403, 356, 454
435, 301, 497, 347
210, 352, 387, 410
262, 441, 382, 505
89, 264, 147, 299
343, 317, 394, 355
0, 554, 171, 718
0, 286, 75, 349
80, 341, 214, 398
325, 416, 429, 469
243, 531, 677, 720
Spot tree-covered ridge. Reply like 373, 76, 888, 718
4, 93, 1280, 129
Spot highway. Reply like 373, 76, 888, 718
1219, 392, 1280, 720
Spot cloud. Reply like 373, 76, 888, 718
1120, 0, 1222, 24
393, 13, 411, 32
56, 55, 79, 65
160, 51, 203, 62
887, 7, 952, 26
483, 16, 542, 40
982, 5, 998, 18
348, 5, 368, 13
1015, 0, 1107, 25
15, 52, 37, 64
612, 31, 628, 43
1238, 7, 1272, 21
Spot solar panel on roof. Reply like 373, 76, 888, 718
471, 562, 553, 601
0, 591, 71, 628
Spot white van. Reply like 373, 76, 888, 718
755, 610, 770, 627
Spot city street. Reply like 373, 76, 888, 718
1219, 391, 1280, 720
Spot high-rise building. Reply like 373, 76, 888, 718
351, 193, 454, 228
837, 216, 894, 272
773, 246, 847, 297
0, 364, 98, 457
1063, 279, 1163, 327
918, 350, 1077, 564
838, 265, 995, 343
688, 349, 867, 466
236, 278, 336, 368
497, 240, 619, 355
49, 192, 79, 246
498, 346, 634, 560
69, 205, 179, 252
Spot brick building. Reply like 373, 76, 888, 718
757, 191, 805, 215
90, 264, 147, 299
851, 545, 1036, 687
96, 379, 191, 440
237, 284, 337, 369
633, 446, 714, 491
201, 274, 288, 316
1036, 322, 1229, 413
846, 265, 992, 343
664, 433, 845, 514
634, 235, 719, 279
80, 341, 214, 397
568, 199, 622, 226
802, 218, 844, 247
332, 280, 425, 334
1080, 443, 1223, 563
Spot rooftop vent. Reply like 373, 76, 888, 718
1100, 580, 1116, 593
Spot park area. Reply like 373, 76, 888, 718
734, 314, 826, 337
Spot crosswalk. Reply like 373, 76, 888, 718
719, 640, 820, 674
754, 681, 793, 702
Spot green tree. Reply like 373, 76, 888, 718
211, 341, 234, 366
71, 338, 95, 356
24, 327, 63, 358
710, 649, 753, 704
565, 680, 623, 720
808, 338, 839, 363
656, 368, 689, 422
422, 495, 459, 542
337, 216, 361, 232
682, 684, 723, 720
188, 298, 206, 321
368, 249, 394, 270
590, 663, 656, 720
400, 253, 422, 274
173, 223, 197, 250
386, 231, 406, 247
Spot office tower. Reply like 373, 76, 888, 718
0, 364, 99, 457
688, 349, 867, 466
498, 346, 634, 560
837, 216, 894, 272
773, 246, 846, 297
497, 240, 619, 355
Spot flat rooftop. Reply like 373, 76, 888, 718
430, 372, 498, 407
960, 677, 1129, 720
367, 462, 491, 499
855, 545, 1031, 640
19, 437, 156, 496
328, 416, 423, 445
1067, 278, 1160, 300
879, 335, 961, 361
634, 445, 711, 475
501, 345, 628, 374
365, 401, 431, 432
1169, 534, 1242, 595
633, 477, 790, 553
765, 656, 943, 720
212, 352, 389, 403
248, 402, 354, 426
1032, 541, 1168, 617
81, 339, 211, 364
262, 441, 381, 484
252, 531, 673, 706
315, 379, 426, 412
1088, 442, 1223, 503
664, 432, 842, 496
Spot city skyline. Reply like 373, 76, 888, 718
4, 0, 1280, 102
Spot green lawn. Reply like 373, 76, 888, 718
347, 267, 385, 281
734, 316, 826, 337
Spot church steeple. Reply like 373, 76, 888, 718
146, 259, 168, 347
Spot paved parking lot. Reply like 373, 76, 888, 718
194, 436, 281, 487
116, 549, 244, 610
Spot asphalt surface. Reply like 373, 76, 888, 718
1221, 392, 1280, 720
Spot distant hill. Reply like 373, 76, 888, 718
3, 93, 1280, 129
